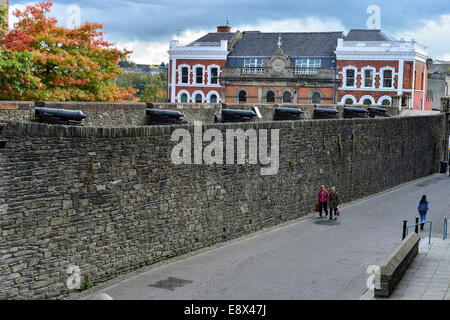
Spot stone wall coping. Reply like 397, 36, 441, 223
1, 114, 444, 139
379, 232, 420, 278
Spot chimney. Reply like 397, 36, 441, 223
217, 25, 231, 33
217, 18, 231, 33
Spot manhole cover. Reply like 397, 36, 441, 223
149, 277, 193, 291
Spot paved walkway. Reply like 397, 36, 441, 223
362, 238, 450, 300
75, 174, 450, 300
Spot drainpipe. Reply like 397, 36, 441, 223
333, 65, 338, 104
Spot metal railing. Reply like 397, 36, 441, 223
444, 216, 448, 240
403, 219, 432, 245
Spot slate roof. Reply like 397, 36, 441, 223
227, 32, 344, 58
344, 29, 396, 41
429, 61, 450, 74
188, 32, 236, 45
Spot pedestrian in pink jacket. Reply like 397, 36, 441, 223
318, 185, 329, 219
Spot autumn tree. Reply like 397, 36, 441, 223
0, 1, 137, 101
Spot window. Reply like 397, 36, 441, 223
381, 99, 391, 106
346, 69, 355, 87
345, 98, 354, 105
196, 68, 203, 84
282, 91, 292, 104
383, 70, 393, 88
181, 93, 188, 103
364, 69, 374, 87
210, 94, 217, 103
310, 92, 322, 104
195, 94, 203, 103
211, 68, 218, 84
363, 99, 372, 106
266, 91, 275, 103
294, 59, 321, 68
181, 67, 189, 84
244, 58, 266, 67
238, 90, 247, 103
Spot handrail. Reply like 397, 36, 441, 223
444, 216, 448, 241
406, 220, 432, 245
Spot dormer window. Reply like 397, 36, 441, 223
244, 58, 266, 67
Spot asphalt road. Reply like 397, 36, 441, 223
79, 173, 450, 300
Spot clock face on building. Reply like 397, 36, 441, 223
272, 59, 285, 72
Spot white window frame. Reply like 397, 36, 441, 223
378, 96, 392, 106
192, 64, 206, 85
380, 66, 395, 89
294, 59, 322, 68
359, 95, 376, 106
206, 90, 221, 103
207, 65, 221, 86
340, 94, 357, 105
342, 66, 358, 88
176, 90, 190, 103
244, 58, 266, 68
192, 90, 206, 103
361, 66, 376, 89
178, 64, 191, 85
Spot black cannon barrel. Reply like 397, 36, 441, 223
145, 108, 187, 125
368, 106, 391, 118
313, 108, 339, 119
220, 109, 257, 123
274, 107, 304, 121
343, 107, 369, 119
35, 107, 87, 121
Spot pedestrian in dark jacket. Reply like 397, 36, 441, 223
318, 185, 329, 219
328, 187, 339, 220
417, 195, 429, 231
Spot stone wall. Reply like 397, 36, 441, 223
0, 101, 400, 126
0, 113, 446, 299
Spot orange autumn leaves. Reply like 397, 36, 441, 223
0, 1, 137, 101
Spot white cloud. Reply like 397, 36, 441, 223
394, 14, 450, 61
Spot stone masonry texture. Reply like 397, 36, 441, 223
0, 104, 446, 299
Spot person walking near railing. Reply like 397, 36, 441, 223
318, 185, 329, 219
417, 195, 429, 231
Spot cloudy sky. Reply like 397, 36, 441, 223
7, 0, 450, 64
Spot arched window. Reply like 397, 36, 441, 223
310, 91, 322, 104
195, 94, 203, 103
181, 93, 188, 103
210, 94, 217, 103
266, 91, 275, 103
238, 90, 247, 103
363, 99, 372, 106
345, 98, 354, 105
282, 91, 292, 104
381, 99, 391, 106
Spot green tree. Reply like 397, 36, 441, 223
0, 1, 137, 101
139, 84, 165, 102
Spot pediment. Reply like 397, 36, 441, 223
265, 48, 293, 78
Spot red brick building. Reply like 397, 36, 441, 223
168, 27, 432, 109
335, 30, 431, 110
167, 25, 242, 103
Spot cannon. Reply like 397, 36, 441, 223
214, 109, 257, 123
34, 107, 87, 125
274, 107, 304, 121
368, 107, 391, 118
146, 108, 188, 125
343, 107, 369, 119
313, 108, 339, 119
